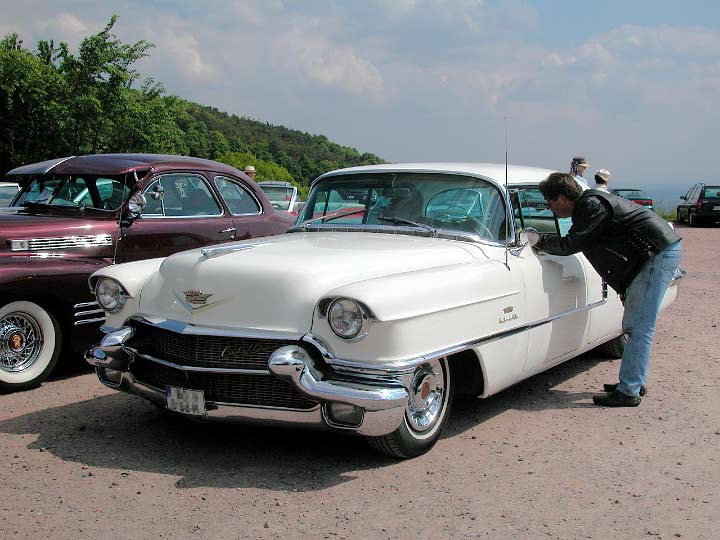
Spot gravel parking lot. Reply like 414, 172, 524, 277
1, 223, 717, 540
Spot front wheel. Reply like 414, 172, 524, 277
368, 357, 454, 458
0, 301, 62, 392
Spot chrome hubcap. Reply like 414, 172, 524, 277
406, 359, 446, 432
0, 313, 42, 373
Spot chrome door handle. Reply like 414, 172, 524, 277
219, 227, 236, 234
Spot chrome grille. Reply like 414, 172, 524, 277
11, 234, 113, 251
131, 321, 296, 370
130, 357, 317, 409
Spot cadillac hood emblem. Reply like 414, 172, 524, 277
174, 290, 229, 313
183, 290, 214, 305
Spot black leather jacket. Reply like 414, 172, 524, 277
536, 189, 682, 294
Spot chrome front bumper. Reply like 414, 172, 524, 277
86, 328, 409, 437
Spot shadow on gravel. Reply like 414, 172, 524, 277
0, 352, 611, 491
446, 352, 610, 438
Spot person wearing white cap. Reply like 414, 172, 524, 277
244, 165, 257, 180
594, 169, 611, 191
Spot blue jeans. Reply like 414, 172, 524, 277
617, 241, 682, 397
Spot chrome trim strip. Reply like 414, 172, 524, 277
135, 351, 272, 375
325, 294, 609, 376
75, 301, 100, 309
200, 241, 274, 258
74, 316, 106, 326
10, 234, 113, 251
131, 316, 302, 341
75, 308, 105, 317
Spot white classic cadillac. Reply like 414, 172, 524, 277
86, 163, 679, 458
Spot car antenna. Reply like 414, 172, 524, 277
504, 115, 510, 270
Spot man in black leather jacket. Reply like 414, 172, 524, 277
528, 172, 682, 407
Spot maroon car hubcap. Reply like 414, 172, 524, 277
0, 314, 42, 373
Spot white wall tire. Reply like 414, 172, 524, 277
0, 301, 62, 392
368, 357, 454, 458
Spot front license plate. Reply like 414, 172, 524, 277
713, 206, 720, 211
165, 386, 206, 416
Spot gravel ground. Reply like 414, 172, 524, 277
1, 223, 718, 540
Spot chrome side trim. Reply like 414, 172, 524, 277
75, 301, 100, 309
75, 308, 105, 317
324, 290, 609, 377
74, 317, 106, 326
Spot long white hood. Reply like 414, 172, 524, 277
137, 232, 487, 336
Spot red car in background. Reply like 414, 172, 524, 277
610, 188, 654, 211
0, 154, 295, 392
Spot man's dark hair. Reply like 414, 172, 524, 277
539, 172, 583, 201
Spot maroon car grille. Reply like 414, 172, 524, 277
131, 321, 296, 370
130, 357, 317, 409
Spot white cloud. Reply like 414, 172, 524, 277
272, 32, 385, 98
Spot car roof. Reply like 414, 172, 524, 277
7, 154, 245, 177
314, 162, 557, 188
258, 181, 295, 188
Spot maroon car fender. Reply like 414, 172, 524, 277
0, 257, 110, 351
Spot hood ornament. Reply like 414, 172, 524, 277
174, 290, 229, 314
183, 290, 214, 305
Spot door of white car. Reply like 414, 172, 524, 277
513, 188, 590, 372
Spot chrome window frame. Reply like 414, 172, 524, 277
141, 173, 224, 219
213, 175, 263, 216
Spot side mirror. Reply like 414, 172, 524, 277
127, 192, 147, 219
510, 227, 539, 256
679, 196, 687, 201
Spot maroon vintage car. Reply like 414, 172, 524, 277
0, 154, 295, 391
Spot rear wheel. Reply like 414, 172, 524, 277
368, 357, 454, 458
676, 207, 684, 224
597, 333, 626, 358
0, 301, 62, 392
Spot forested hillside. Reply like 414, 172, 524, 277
0, 16, 384, 189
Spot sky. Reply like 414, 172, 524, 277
3, 0, 720, 200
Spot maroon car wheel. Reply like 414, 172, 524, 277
0, 301, 62, 392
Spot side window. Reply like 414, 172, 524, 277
215, 176, 261, 215
514, 187, 560, 235
51, 177, 89, 206
689, 187, 700, 203
145, 174, 222, 217
95, 178, 130, 210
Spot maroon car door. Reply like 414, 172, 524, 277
120, 173, 237, 262
213, 175, 278, 240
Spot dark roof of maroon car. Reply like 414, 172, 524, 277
8, 154, 244, 177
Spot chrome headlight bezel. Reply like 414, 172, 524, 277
325, 297, 372, 342
94, 277, 128, 314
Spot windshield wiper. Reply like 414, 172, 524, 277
293, 207, 367, 230
377, 215, 437, 236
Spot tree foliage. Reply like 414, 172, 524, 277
0, 16, 385, 187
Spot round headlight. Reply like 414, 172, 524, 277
328, 298, 366, 340
95, 278, 127, 314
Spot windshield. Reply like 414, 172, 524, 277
260, 185, 295, 211
615, 189, 649, 199
14, 175, 133, 210
298, 172, 507, 242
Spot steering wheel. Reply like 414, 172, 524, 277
432, 210, 494, 239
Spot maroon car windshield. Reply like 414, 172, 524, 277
14, 174, 134, 211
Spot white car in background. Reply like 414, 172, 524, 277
85, 163, 681, 458
0, 181, 20, 206
257, 181, 301, 214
